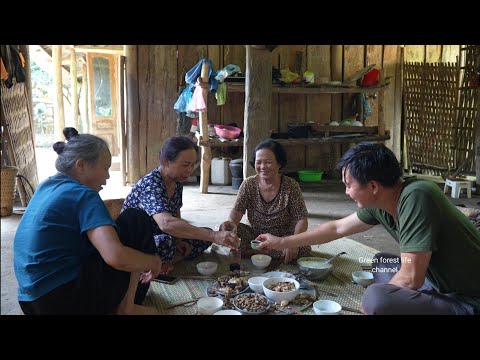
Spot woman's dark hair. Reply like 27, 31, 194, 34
52, 127, 109, 175
335, 142, 402, 187
159, 136, 199, 164
249, 139, 287, 169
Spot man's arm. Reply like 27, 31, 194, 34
257, 212, 374, 250
389, 251, 431, 289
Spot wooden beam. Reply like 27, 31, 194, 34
125, 45, 140, 184
70, 48, 79, 129
244, 45, 272, 178
199, 61, 212, 193
53, 45, 65, 140
74, 46, 124, 55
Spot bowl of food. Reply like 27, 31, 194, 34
196, 261, 218, 276
313, 300, 342, 315
196, 296, 224, 315
251, 254, 272, 269
214, 124, 242, 139
248, 276, 268, 294
262, 277, 300, 304
297, 252, 346, 280
233, 293, 271, 315
352, 271, 374, 288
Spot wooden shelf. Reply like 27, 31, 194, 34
312, 125, 378, 134
226, 82, 390, 95
274, 132, 390, 146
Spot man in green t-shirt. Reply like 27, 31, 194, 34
257, 142, 480, 315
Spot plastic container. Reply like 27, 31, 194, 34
211, 157, 231, 185
214, 124, 241, 139
298, 170, 323, 182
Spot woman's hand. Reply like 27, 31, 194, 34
176, 239, 192, 258
255, 233, 283, 251
283, 247, 299, 264
212, 230, 240, 250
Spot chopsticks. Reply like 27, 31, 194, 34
341, 306, 363, 314
165, 296, 203, 309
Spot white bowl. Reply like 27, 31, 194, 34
352, 271, 374, 288
251, 254, 272, 269
262, 277, 300, 304
196, 261, 218, 276
248, 276, 268, 294
196, 296, 223, 315
213, 309, 242, 315
313, 300, 342, 315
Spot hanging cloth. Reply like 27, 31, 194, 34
185, 58, 218, 93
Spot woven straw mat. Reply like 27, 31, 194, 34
144, 237, 378, 315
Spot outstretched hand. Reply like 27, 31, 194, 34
212, 230, 240, 250
256, 233, 283, 251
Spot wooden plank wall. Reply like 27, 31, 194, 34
132, 45, 459, 178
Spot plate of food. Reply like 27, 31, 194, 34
206, 270, 250, 297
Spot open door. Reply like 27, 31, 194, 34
86, 53, 119, 156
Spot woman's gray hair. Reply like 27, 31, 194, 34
53, 127, 109, 175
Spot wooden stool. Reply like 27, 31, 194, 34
444, 178, 471, 199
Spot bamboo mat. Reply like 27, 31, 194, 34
144, 237, 378, 315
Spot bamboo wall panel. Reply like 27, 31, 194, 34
404, 62, 458, 175
454, 45, 479, 174
365, 45, 382, 127
0, 82, 38, 201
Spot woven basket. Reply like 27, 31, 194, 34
1, 166, 18, 217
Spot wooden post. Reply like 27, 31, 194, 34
70, 48, 79, 130
377, 69, 386, 136
330, 45, 343, 174
199, 61, 212, 193
244, 46, 272, 179
81, 63, 89, 132
52, 45, 65, 140
125, 45, 140, 184
119, 56, 127, 186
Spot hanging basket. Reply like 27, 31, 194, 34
1, 166, 18, 217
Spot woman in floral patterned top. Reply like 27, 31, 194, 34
123, 136, 240, 272
220, 139, 310, 263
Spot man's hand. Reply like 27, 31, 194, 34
256, 233, 283, 251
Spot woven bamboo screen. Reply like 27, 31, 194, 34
404, 62, 459, 176
0, 81, 38, 202
454, 45, 479, 174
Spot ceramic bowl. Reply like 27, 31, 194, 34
213, 309, 242, 315
262, 277, 300, 304
196, 296, 223, 315
313, 300, 342, 315
251, 254, 272, 269
352, 271, 374, 288
196, 261, 218, 276
248, 276, 268, 294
